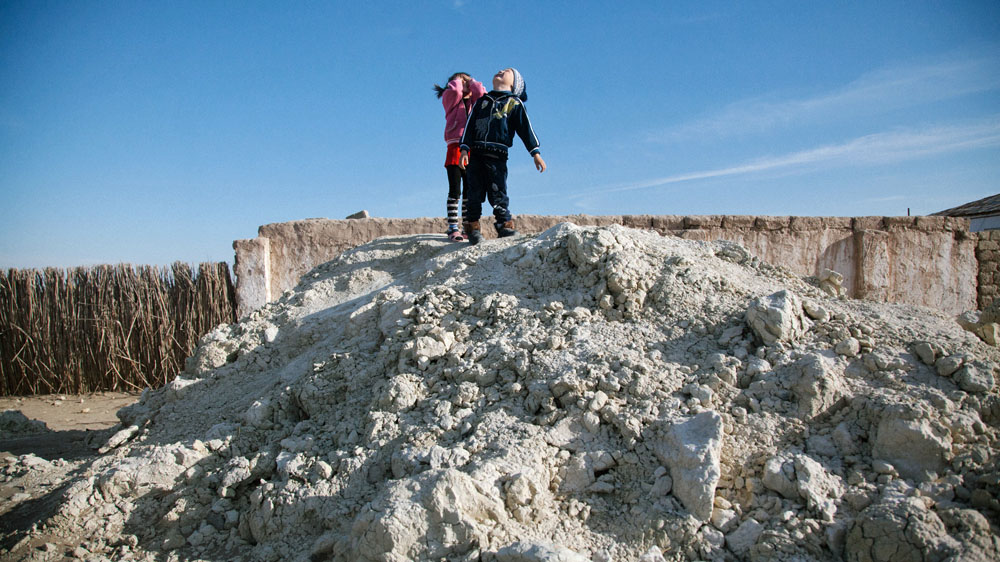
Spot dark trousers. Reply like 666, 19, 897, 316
446, 165, 464, 200
465, 154, 511, 226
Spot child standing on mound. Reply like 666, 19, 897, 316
459, 67, 546, 245
434, 72, 486, 242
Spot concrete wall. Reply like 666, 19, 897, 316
232, 214, 977, 318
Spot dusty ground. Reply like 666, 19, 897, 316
0, 392, 139, 433
0, 392, 140, 461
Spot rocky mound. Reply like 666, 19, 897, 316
0, 411, 50, 438
7, 224, 1000, 561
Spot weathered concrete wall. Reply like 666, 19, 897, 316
232, 214, 977, 317
232, 237, 271, 319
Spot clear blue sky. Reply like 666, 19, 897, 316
2, 1, 998, 268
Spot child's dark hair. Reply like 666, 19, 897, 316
433, 72, 470, 98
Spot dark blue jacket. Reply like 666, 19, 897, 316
459, 90, 540, 158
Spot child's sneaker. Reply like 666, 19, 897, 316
465, 221, 482, 245
447, 226, 465, 242
496, 220, 518, 238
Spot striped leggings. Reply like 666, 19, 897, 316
446, 165, 468, 229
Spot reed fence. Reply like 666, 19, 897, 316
0, 262, 236, 396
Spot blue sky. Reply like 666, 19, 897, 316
2, 1, 998, 268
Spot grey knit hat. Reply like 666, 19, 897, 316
510, 68, 527, 101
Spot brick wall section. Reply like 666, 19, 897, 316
233, 214, 977, 318
977, 230, 1000, 309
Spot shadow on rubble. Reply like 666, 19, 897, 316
0, 428, 112, 462
0, 429, 115, 555
0, 479, 78, 553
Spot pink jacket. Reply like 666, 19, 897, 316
442, 77, 486, 145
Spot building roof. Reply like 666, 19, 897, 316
933, 193, 1000, 218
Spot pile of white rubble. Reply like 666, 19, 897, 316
10, 224, 1000, 561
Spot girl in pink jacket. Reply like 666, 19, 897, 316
434, 72, 486, 241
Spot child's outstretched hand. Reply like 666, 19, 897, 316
533, 153, 546, 173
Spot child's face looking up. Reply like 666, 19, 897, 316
493, 68, 514, 91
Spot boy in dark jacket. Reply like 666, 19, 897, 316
459, 67, 546, 245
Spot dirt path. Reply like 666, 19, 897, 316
0, 392, 140, 433
0, 392, 141, 462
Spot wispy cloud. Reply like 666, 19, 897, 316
654, 54, 1000, 142
587, 117, 1000, 196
